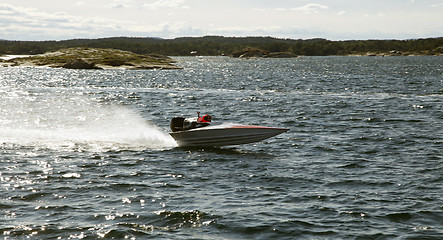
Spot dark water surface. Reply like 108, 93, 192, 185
1, 56, 442, 239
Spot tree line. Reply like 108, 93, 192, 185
0, 36, 441, 56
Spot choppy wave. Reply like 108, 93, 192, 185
1, 209, 215, 239
1, 56, 442, 239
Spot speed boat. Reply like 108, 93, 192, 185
169, 114, 288, 147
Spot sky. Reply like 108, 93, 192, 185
0, 0, 442, 41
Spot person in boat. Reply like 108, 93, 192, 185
171, 112, 212, 132
198, 114, 212, 123
187, 112, 212, 130
194, 113, 211, 128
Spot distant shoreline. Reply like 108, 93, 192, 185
1, 36, 441, 57
1, 51, 441, 70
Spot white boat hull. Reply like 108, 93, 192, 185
170, 124, 288, 147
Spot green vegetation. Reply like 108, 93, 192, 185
0, 36, 442, 56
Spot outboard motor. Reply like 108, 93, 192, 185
183, 118, 199, 130
170, 117, 185, 132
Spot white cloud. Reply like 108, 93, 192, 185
214, 25, 284, 34
0, 3, 199, 40
291, 3, 328, 14
206, 25, 326, 39
253, 3, 329, 14
430, 3, 443, 8
0, 4, 27, 16
143, 0, 189, 10
0, 1, 441, 41
138, 21, 203, 37
108, 0, 134, 9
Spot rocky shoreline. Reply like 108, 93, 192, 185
231, 48, 299, 58
1, 47, 440, 70
0, 47, 181, 70
229, 47, 441, 58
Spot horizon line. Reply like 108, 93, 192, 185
1, 35, 442, 42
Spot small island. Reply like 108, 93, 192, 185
0, 47, 181, 70
231, 48, 298, 58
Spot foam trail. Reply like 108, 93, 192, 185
0, 93, 177, 151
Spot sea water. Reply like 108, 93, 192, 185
0, 56, 442, 239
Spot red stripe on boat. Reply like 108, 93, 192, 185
229, 125, 279, 129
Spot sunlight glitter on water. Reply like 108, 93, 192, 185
1, 56, 441, 239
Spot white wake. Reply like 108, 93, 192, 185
0, 92, 177, 152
